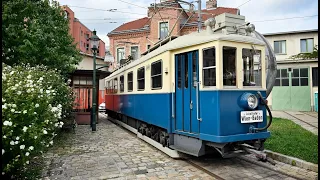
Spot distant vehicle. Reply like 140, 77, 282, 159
99, 102, 105, 112
104, 13, 276, 158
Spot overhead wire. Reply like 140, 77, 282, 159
251, 15, 318, 23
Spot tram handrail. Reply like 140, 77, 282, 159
196, 81, 202, 121
172, 82, 175, 118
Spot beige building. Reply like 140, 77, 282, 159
263, 29, 318, 111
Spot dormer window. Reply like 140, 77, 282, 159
159, 22, 168, 40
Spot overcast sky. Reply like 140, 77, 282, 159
56, 0, 318, 47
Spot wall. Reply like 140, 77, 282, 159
264, 31, 318, 61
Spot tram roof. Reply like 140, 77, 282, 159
107, 31, 266, 79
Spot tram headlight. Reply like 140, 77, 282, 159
239, 93, 259, 110
247, 94, 258, 109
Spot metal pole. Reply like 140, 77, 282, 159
92, 50, 97, 131
197, 0, 201, 32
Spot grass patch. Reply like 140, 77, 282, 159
265, 117, 318, 164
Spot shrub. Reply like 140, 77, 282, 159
2, 63, 75, 177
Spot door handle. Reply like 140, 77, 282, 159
196, 81, 202, 121
190, 101, 193, 110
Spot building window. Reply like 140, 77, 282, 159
159, 22, 168, 40
86, 43, 89, 51
223, 46, 237, 86
300, 38, 314, 53
120, 75, 124, 92
85, 34, 89, 39
274, 40, 286, 54
113, 78, 118, 93
128, 72, 133, 92
117, 48, 125, 63
131, 46, 139, 60
137, 67, 145, 91
203, 47, 216, 86
81, 30, 83, 36
151, 60, 162, 89
312, 67, 318, 87
242, 48, 262, 86
274, 69, 289, 86
292, 68, 309, 86
80, 41, 83, 48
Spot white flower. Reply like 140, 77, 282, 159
43, 130, 48, 134
27, 75, 31, 79
25, 152, 30, 156
2, 104, 7, 109
39, 77, 43, 81
28, 146, 34, 151
3, 135, 6, 139
16, 137, 20, 140
15, 141, 19, 145
49, 141, 53, 145
34, 136, 38, 139
22, 126, 28, 132
2, 98, 5, 102
35, 104, 39, 108
20, 145, 25, 150
34, 112, 37, 114
10, 141, 14, 145
3, 121, 12, 126
2, 149, 4, 155
26, 161, 29, 164
11, 104, 16, 108
27, 89, 31, 93
17, 91, 22, 95
46, 90, 50, 94
23, 110, 27, 114
11, 109, 15, 112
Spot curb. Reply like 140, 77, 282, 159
265, 149, 318, 173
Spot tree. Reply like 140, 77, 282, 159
2, 0, 81, 77
290, 45, 318, 60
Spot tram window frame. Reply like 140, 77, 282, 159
202, 47, 216, 87
109, 80, 113, 93
151, 60, 163, 89
137, 67, 145, 91
113, 78, 118, 93
127, 71, 133, 92
223, 46, 237, 87
120, 75, 124, 93
242, 48, 262, 87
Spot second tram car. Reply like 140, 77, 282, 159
105, 13, 276, 157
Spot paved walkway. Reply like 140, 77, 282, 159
41, 114, 213, 180
271, 111, 318, 135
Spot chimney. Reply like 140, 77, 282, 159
206, 0, 217, 10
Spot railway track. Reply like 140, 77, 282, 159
103, 113, 315, 180
282, 111, 318, 129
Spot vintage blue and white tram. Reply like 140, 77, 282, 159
105, 13, 277, 157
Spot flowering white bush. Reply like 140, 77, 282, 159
2, 63, 74, 175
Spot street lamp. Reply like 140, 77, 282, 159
89, 29, 100, 131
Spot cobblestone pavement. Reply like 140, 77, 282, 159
41, 115, 214, 180
41, 114, 318, 180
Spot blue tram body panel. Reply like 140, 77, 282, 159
118, 93, 171, 130
198, 90, 270, 143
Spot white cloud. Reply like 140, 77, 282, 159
57, 0, 318, 47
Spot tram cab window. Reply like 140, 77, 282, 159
203, 47, 216, 86
223, 47, 237, 86
113, 78, 118, 93
242, 48, 262, 87
120, 75, 124, 92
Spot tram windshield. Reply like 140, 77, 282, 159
242, 48, 262, 87
223, 46, 237, 86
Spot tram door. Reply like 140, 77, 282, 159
175, 50, 199, 134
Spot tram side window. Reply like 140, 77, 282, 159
128, 72, 133, 92
113, 78, 118, 93
120, 75, 124, 92
223, 46, 237, 86
137, 67, 145, 91
203, 47, 216, 86
242, 48, 262, 86
151, 60, 162, 89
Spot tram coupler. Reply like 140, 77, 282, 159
240, 144, 276, 165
